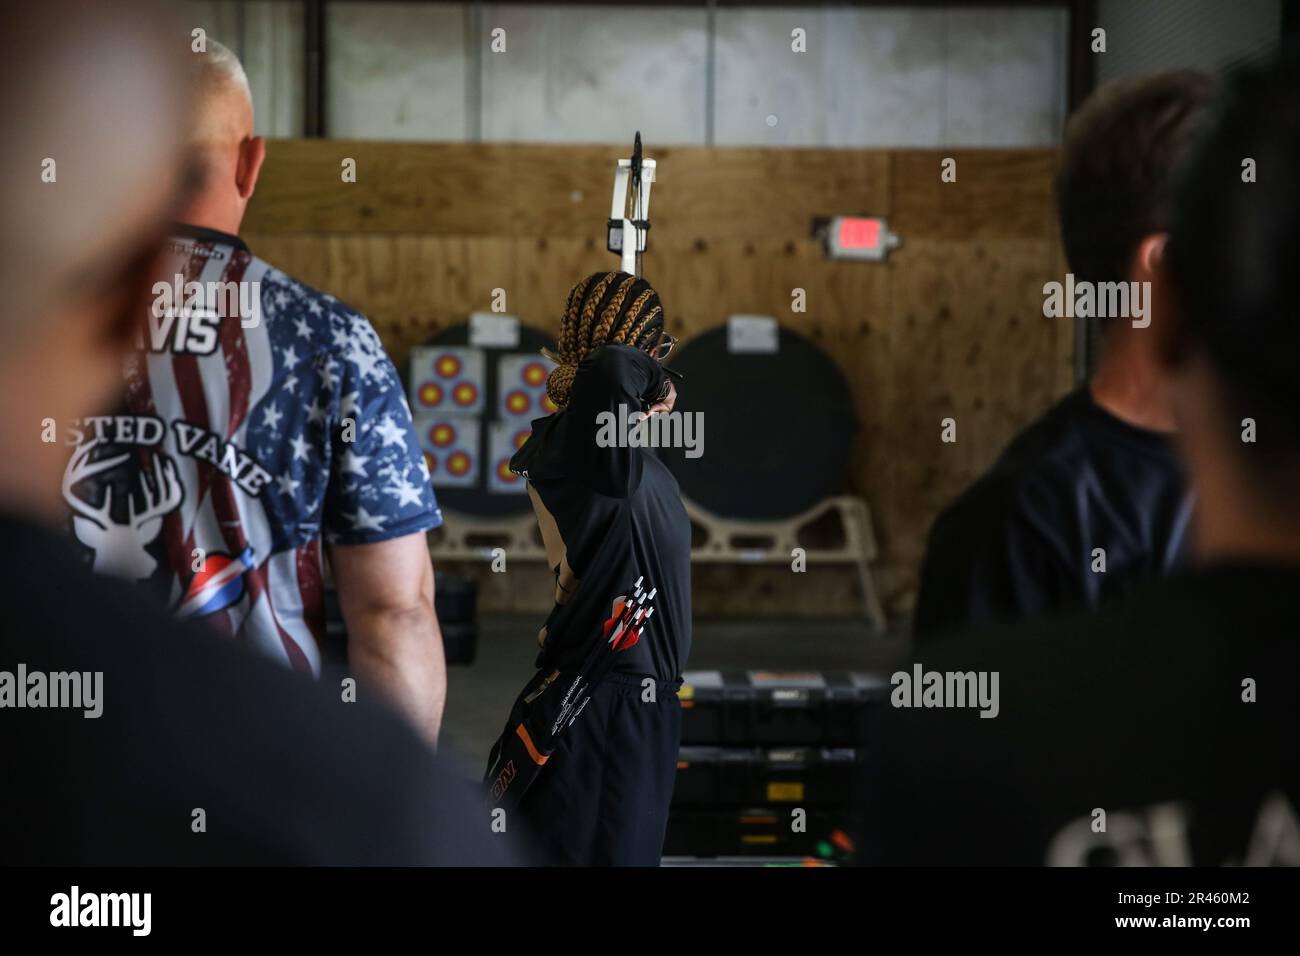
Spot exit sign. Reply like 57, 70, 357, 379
825, 216, 900, 262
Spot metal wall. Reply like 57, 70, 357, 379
184, 1, 1070, 146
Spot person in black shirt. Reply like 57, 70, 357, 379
868, 52, 1300, 866
0, 0, 508, 866
914, 71, 1213, 640
3, 516, 510, 866
485, 272, 692, 866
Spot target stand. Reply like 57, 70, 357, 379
427, 494, 885, 631
684, 494, 886, 632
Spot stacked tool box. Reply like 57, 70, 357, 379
666, 670, 888, 863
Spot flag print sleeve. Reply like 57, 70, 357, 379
322, 307, 443, 545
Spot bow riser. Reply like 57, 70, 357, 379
606, 131, 656, 276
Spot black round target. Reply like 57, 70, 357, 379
655, 325, 857, 519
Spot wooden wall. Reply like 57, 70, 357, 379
244, 141, 1073, 617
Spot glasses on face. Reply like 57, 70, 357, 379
652, 333, 677, 362
540, 332, 683, 379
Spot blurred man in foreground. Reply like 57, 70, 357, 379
0, 0, 503, 865
870, 53, 1300, 866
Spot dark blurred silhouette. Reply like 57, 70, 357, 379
914, 71, 1214, 640
0, 0, 508, 865
870, 53, 1300, 866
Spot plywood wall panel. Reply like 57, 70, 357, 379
884, 236, 1066, 606
891, 149, 1058, 241
246, 142, 891, 241
247, 142, 520, 234
243, 140, 1069, 614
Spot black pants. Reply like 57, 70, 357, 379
508, 670, 681, 866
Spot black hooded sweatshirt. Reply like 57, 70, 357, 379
510, 344, 692, 683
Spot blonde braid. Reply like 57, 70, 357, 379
546, 272, 613, 409
545, 363, 578, 409
628, 304, 663, 350
545, 272, 667, 409
612, 288, 656, 344
576, 272, 617, 353
556, 273, 593, 364
590, 275, 638, 349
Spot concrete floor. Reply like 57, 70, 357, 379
440, 613, 909, 769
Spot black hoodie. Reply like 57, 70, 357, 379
510, 344, 692, 683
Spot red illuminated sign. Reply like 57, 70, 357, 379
837, 217, 881, 250
825, 215, 899, 261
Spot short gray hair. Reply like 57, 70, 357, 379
195, 38, 250, 101
188, 37, 253, 145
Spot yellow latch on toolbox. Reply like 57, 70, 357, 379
767, 782, 805, 802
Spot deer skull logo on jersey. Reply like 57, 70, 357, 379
62, 439, 184, 580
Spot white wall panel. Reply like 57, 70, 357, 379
479, 3, 709, 145
327, 1, 467, 141
183, 0, 304, 138
184, 2, 1075, 147
715, 7, 947, 147
715, 5, 1066, 148
945, 7, 1067, 147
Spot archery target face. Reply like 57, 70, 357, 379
486, 421, 531, 495
414, 414, 479, 488
409, 346, 485, 415
496, 353, 558, 421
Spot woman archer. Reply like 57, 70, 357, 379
484, 270, 692, 866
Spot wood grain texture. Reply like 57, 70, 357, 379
245, 140, 1071, 615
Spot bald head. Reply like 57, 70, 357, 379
179, 38, 265, 237
190, 39, 254, 153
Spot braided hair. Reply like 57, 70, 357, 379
545, 271, 666, 409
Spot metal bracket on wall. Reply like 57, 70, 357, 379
303, 0, 326, 137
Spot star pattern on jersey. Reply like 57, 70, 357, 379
88, 246, 447, 677
375, 415, 407, 447
339, 449, 370, 477
261, 403, 283, 431
306, 397, 327, 427
340, 390, 361, 419
384, 471, 426, 507
244, 268, 440, 545
344, 505, 387, 533
290, 433, 311, 462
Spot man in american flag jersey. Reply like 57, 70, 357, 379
61, 40, 448, 745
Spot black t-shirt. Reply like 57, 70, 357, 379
510, 344, 692, 683
866, 562, 1300, 865
0, 513, 511, 865
914, 387, 1191, 641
